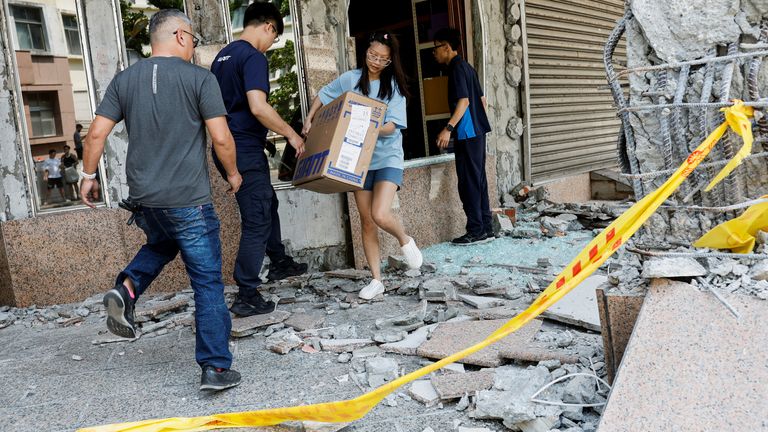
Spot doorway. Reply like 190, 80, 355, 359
348, 0, 468, 160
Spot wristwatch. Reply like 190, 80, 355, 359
446, 123, 455, 132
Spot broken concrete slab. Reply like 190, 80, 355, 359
319, 338, 375, 353
231, 310, 291, 338
640, 257, 707, 279
541, 275, 606, 331
387, 255, 410, 271
365, 357, 400, 387
416, 319, 543, 367
596, 288, 645, 384
499, 344, 580, 365
135, 298, 189, 319
352, 346, 384, 359
408, 380, 439, 406
475, 366, 553, 424
380, 324, 437, 355
599, 279, 768, 431
472, 285, 507, 296
419, 278, 459, 302
373, 329, 407, 343
458, 294, 507, 310
492, 213, 515, 236
283, 313, 325, 332
323, 269, 371, 280
266, 329, 303, 355
465, 306, 520, 320
430, 370, 495, 400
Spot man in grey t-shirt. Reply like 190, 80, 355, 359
80, 9, 244, 392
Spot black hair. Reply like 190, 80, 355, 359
434, 27, 461, 51
75, 124, 83, 130
356, 32, 410, 101
49, 149, 56, 154
243, 1, 284, 35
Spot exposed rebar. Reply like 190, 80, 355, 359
626, 247, 768, 260
604, 10, 645, 198
615, 49, 768, 78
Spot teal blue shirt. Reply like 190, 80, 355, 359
318, 70, 407, 170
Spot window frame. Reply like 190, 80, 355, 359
61, 13, 82, 56
10, 4, 48, 52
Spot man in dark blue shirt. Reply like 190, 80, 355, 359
211, 2, 306, 317
433, 27, 493, 245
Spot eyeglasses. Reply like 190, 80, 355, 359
173, 29, 200, 48
432, 43, 446, 52
366, 51, 392, 66
266, 22, 280, 43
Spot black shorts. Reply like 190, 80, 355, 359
47, 177, 63, 189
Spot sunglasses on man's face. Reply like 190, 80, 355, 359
173, 29, 200, 48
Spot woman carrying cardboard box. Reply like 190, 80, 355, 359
303, 32, 422, 299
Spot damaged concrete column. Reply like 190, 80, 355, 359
184, 0, 229, 67
473, 0, 524, 204
295, 0, 353, 96
80, 0, 129, 206
0, 5, 33, 221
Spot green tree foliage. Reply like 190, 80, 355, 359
120, 0, 149, 56
268, 39, 299, 120
121, 0, 184, 58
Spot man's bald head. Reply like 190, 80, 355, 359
149, 9, 192, 44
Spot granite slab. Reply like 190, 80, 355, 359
416, 319, 542, 367
599, 279, 768, 431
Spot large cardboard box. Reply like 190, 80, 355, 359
423, 76, 449, 116
293, 92, 387, 193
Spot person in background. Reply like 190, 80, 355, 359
80, 9, 243, 392
433, 27, 493, 246
61, 144, 79, 200
42, 149, 66, 204
210, 2, 308, 318
303, 32, 423, 300
73, 124, 84, 160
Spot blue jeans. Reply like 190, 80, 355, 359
119, 204, 233, 369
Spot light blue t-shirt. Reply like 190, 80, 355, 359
318, 69, 407, 170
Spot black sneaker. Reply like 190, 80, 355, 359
266, 257, 308, 281
200, 366, 241, 391
229, 292, 277, 317
451, 232, 493, 246
103, 282, 137, 339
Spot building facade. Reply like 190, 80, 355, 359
0, 0, 625, 306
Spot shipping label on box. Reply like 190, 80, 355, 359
293, 92, 387, 194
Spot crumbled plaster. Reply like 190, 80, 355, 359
630, 0, 741, 62
83, 0, 130, 205
478, 0, 523, 198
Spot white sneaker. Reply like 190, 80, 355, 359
401, 237, 423, 270
359, 279, 385, 300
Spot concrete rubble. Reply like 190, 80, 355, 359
2, 191, 620, 430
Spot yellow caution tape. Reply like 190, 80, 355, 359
78, 101, 755, 432
704, 103, 754, 191
694, 195, 768, 253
